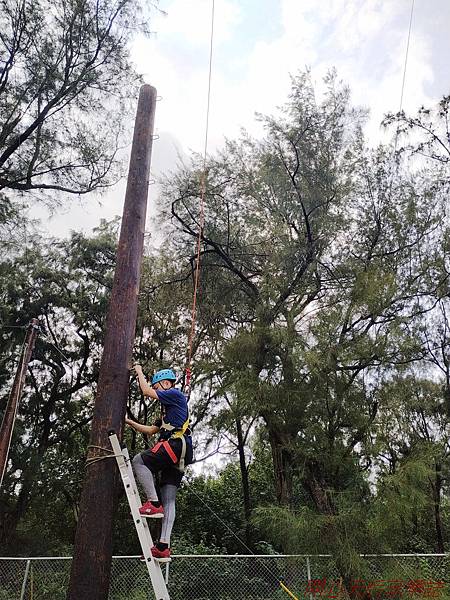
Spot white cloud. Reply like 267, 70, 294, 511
152, 0, 241, 46
131, 0, 437, 157
36, 0, 447, 236
226, 0, 435, 144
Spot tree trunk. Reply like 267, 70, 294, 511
267, 428, 294, 506
235, 417, 252, 545
303, 459, 372, 600
444, 382, 450, 417
431, 461, 445, 553
0, 449, 43, 547
303, 467, 335, 515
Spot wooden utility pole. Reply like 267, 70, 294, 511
67, 84, 157, 600
0, 319, 40, 489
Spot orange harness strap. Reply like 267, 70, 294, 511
151, 440, 178, 464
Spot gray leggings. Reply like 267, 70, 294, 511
132, 454, 177, 545
160, 483, 177, 544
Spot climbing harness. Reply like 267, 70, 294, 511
160, 413, 190, 439
151, 440, 178, 463
158, 413, 191, 471
151, 438, 188, 472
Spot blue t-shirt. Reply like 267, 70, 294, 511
156, 388, 192, 445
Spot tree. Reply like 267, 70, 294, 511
0, 217, 220, 555
384, 95, 450, 172
157, 70, 448, 593
0, 220, 118, 551
207, 389, 258, 546
0, 0, 157, 208
373, 376, 449, 553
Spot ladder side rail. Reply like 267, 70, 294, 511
122, 446, 139, 489
121, 443, 160, 564
109, 432, 170, 600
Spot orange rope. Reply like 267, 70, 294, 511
185, 0, 215, 390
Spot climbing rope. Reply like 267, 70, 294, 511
374, 0, 415, 211
85, 445, 122, 467
184, 0, 215, 393
386, 0, 415, 196
393, 0, 415, 156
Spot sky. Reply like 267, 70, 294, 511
38, 0, 450, 236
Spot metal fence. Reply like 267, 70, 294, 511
0, 554, 449, 600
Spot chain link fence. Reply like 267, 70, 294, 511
0, 554, 449, 600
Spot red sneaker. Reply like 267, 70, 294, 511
151, 545, 171, 563
139, 500, 164, 518
139, 547, 171, 563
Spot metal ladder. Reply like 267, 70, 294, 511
108, 431, 170, 600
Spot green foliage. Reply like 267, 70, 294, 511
155, 71, 450, 573
0, 222, 119, 553
175, 468, 248, 553
1, 72, 450, 589
0, 0, 157, 207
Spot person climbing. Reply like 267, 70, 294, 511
125, 365, 192, 562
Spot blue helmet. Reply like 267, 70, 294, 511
151, 369, 177, 385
